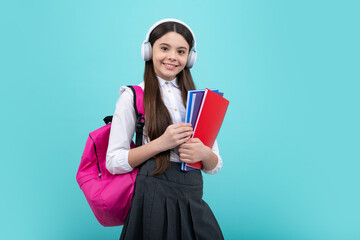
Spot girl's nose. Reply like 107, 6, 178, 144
168, 51, 176, 61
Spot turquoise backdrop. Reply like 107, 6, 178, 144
1, 0, 359, 239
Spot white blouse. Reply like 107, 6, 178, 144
106, 77, 223, 175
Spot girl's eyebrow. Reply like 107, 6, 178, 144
159, 43, 188, 50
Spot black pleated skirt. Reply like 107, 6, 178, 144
120, 158, 224, 240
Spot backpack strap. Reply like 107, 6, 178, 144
102, 85, 145, 147
127, 85, 145, 147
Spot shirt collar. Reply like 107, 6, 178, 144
157, 76, 179, 88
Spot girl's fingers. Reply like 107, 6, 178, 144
179, 148, 191, 155
180, 154, 198, 164
178, 131, 193, 139
173, 123, 192, 128
179, 142, 191, 150
180, 153, 191, 161
179, 135, 191, 144
172, 123, 192, 131
175, 126, 193, 134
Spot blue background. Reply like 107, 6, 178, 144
1, 0, 359, 239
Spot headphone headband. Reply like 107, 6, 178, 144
143, 18, 197, 49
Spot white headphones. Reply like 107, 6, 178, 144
141, 18, 197, 68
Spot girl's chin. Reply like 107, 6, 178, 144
159, 70, 178, 79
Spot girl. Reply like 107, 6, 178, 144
106, 18, 224, 240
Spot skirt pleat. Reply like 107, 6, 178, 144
120, 159, 223, 240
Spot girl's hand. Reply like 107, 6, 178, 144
178, 138, 212, 164
157, 123, 193, 152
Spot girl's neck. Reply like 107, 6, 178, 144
157, 76, 176, 82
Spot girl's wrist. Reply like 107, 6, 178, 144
201, 146, 218, 170
202, 145, 213, 162
152, 136, 166, 153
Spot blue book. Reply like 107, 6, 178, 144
184, 90, 209, 124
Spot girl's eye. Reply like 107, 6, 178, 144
178, 50, 185, 54
161, 47, 168, 51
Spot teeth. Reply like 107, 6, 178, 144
165, 64, 176, 67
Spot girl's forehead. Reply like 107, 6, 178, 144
155, 32, 189, 48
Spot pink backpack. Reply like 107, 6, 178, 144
76, 85, 144, 227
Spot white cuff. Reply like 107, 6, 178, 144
106, 149, 134, 174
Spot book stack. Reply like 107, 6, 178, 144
181, 88, 230, 171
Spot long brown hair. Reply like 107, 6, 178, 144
143, 22, 196, 175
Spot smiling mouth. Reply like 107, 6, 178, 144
163, 63, 178, 69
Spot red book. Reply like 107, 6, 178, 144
185, 88, 230, 169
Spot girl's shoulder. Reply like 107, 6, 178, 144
119, 82, 144, 97
115, 82, 144, 111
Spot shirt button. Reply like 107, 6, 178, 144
174, 108, 177, 111
165, 82, 169, 85
168, 90, 171, 93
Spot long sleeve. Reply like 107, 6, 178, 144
106, 86, 137, 174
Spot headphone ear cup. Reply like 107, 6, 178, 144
141, 42, 152, 61
186, 50, 197, 68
